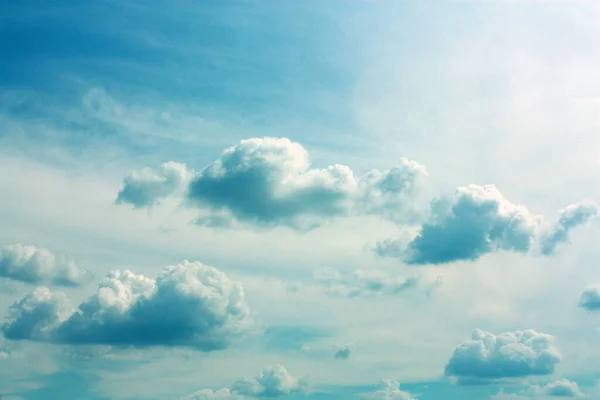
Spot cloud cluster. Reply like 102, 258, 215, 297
314, 268, 418, 298
116, 137, 427, 229
491, 379, 584, 399
377, 185, 597, 264
0, 244, 91, 287
2, 261, 255, 350
445, 329, 561, 384
361, 380, 417, 400
183, 365, 306, 399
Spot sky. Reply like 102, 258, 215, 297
2, 0, 600, 399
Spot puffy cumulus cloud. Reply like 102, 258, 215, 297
445, 329, 561, 384
491, 379, 584, 399
361, 380, 417, 400
116, 161, 192, 208
2, 261, 255, 350
117, 137, 427, 229
232, 364, 307, 398
377, 185, 596, 264
314, 268, 418, 298
0, 244, 91, 287
578, 285, 600, 311
540, 201, 598, 255
334, 342, 354, 360
182, 365, 306, 399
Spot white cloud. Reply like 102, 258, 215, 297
361, 380, 417, 400
117, 137, 427, 229
2, 261, 255, 350
334, 342, 354, 360
0, 244, 92, 287
445, 329, 561, 384
578, 285, 600, 311
491, 379, 584, 399
377, 185, 596, 264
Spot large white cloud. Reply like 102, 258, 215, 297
0, 244, 91, 287
361, 380, 417, 400
116, 137, 427, 229
445, 329, 561, 384
182, 365, 306, 399
2, 261, 255, 350
376, 185, 596, 264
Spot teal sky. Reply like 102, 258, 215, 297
2, 1, 600, 399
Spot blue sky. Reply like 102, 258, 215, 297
2, 1, 600, 399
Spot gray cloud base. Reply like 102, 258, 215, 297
2, 261, 255, 350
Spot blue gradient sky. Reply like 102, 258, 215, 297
2, 1, 600, 399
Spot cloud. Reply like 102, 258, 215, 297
2, 261, 255, 350
334, 343, 354, 360
314, 268, 418, 298
183, 365, 306, 399
0, 244, 92, 287
376, 185, 596, 264
116, 161, 192, 208
361, 380, 417, 400
232, 364, 307, 398
540, 201, 598, 255
445, 329, 561, 384
491, 379, 584, 399
117, 137, 427, 229
578, 285, 600, 311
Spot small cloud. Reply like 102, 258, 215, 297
491, 379, 584, 399
0, 244, 92, 287
314, 268, 418, 298
361, 380, 417, 400
578, 285, 600, 311
334, 343, 354, 360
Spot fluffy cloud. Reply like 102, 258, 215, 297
116, 161, 191, 208
183, 365, 306, 399
377, 185, 596, 264
117, 137, 427, 229
445, 329, 561, 384
361, 380, 417, 400
2, 261, 255, 350
232, 364, 307, 398
0, 244, 91, 287
491, 379, 584, 399
540, 201, 598, 255
334, 343, 354, 360
314, 268, 418, 298
578, 285, 600, 311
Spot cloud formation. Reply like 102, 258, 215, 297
445, 329, 561, 384
0, 244, 91, 287
116, 161, 192, 208
314, 268, 418, 298
491, 379, 584, 399
578, 285, 600, 311
116, 137, 427, 229
361, 380, 417, 400
2, 261, 255, 350
183, 365, 306, 399
377, 185, 596, 264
